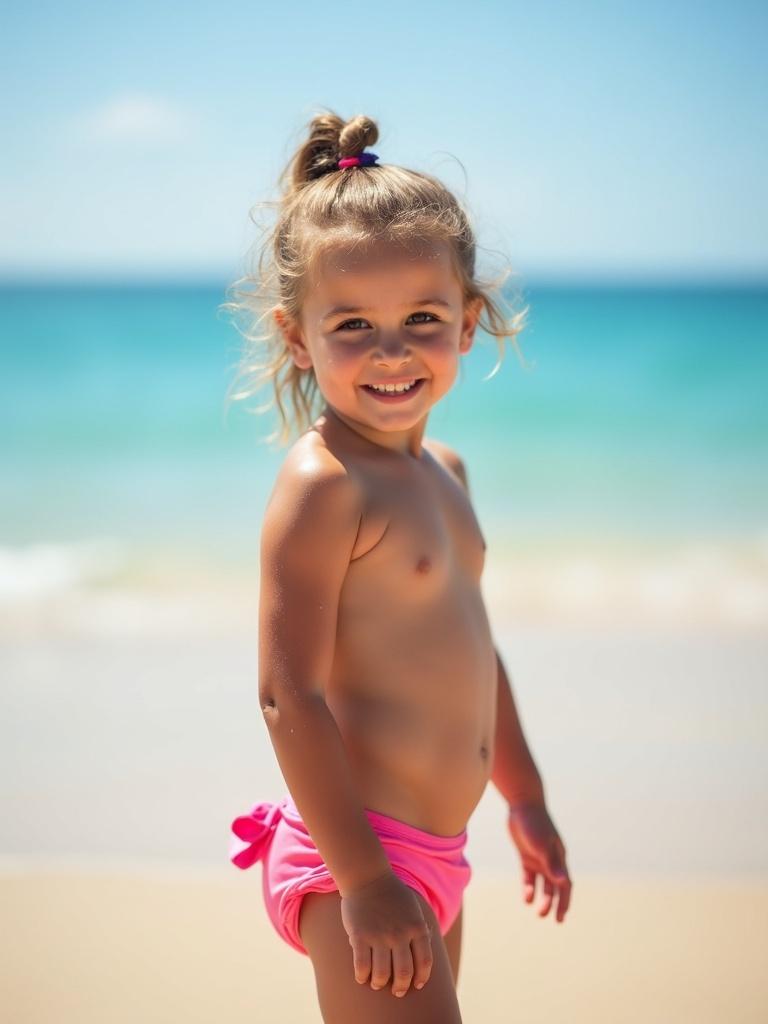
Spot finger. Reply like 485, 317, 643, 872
538, 877, 554, 917
370, 944, 392, 991
410, 925, 434, 991
547, 847, 571, 921
555, 877, 572, 922
391, 941, 415, 998
350, 939, 372, 985
523, 868, 536, 903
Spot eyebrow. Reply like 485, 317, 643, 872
321, 297, 452, 322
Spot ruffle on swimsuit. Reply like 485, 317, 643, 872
230, 800, 285, 869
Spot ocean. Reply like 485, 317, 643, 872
2, 280, 767, 875
2, 280, 766, 626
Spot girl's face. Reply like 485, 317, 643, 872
277, 238, 481, 452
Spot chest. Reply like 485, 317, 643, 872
347, 461, 486, 589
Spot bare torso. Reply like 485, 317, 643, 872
293, 418, 498, 837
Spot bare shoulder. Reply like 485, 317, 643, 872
423, 436, 470, 493
271, 431, 362, 502
262, 433, 364, 552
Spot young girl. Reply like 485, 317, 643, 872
226, 110, 572, 1023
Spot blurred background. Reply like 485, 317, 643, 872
2, 2, 766, 1021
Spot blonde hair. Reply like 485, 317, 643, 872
221, 108, 529, 447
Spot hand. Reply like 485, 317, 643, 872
506, 801, 572, 922
340, 870, 434, 998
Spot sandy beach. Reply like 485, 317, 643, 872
2, 870, 767, 1022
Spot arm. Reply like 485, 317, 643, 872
258, 455, 392, 897
491, 648, 545, 807
427, 439, 572, 919
440, 440, 572, 918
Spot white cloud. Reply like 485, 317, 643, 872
73, 93, 195, 145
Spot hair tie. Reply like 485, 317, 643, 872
338, 151, 379, 169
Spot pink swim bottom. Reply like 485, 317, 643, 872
229, 795, 472, 956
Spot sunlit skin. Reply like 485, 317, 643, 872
280, 238, 478, 458
268, 238, 571, 1001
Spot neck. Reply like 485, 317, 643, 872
320, 404, 428, 459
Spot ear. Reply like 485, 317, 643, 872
459, 297, 483, 355
274, 307, 313, 371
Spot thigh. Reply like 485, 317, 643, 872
443, 901, 463, 986
298, 887, 463, 1024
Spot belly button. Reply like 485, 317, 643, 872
480, 744, 489, 759
415, 556, 431, 574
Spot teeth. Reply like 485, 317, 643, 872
370, 379, 417, 393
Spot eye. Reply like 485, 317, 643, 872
335, 311, 440, 331
336, 318, 370, 331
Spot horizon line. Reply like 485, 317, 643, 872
1, 270, 767, 290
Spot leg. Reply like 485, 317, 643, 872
298, 888, 463, 1023
443, 901, 463, 987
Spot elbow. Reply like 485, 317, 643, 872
259, 678, 281, 723
259, 684, 289, 721
260, 691, 290, 735
258, 677, 276, 712
258, 683, 324, 720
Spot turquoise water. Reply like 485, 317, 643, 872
2, 282, 767, 561
3, 285, 766, 874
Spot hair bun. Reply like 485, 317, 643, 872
338, 115, 378, 159
283, 110, 380, 190
299, 112, 344, 183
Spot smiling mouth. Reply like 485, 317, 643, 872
361, 378, 426, 399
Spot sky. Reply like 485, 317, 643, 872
1, 0, 766, 283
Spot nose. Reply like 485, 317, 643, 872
373, 332, 412, 369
